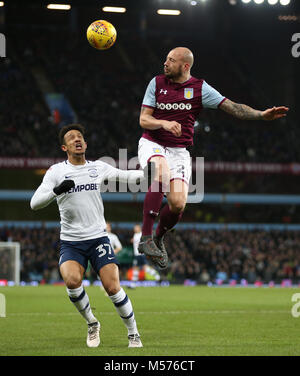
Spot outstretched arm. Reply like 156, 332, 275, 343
115, 169, 144, 184
99, 160, 144, 184
220, 99, 289, 121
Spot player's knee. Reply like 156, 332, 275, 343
64, 274, 82, 289
169, 199, 186, 213
105, 284, 120, 296
99, 263, 120, 295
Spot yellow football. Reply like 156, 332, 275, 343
86, 20, 117, 50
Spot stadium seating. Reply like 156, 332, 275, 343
0, 29, 297, 162
1, 25, 299, 284
1, 226, 299, 285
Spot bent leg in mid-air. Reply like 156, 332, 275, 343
155, 178, 188, 241
138, 156, 169, 268
153, 148, 191, 265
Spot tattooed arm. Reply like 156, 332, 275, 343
219, 99, 289, 121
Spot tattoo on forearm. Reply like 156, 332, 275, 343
223, 100, 263, 120
140, 106, 148, 114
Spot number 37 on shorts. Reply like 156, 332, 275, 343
96, 243, 114, 260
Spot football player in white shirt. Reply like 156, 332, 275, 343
130, 224, 146, 287
30, 124, 143, 348
106, 222, 122, 255
131, 224, 145, 265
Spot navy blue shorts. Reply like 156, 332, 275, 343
59, 236, 119, 274
133, 255, 147, 267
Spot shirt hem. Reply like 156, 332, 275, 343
60, 232, 108, 242
141, 134, 192, 148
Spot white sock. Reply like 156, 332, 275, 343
109, 288, 138, 335
67, 285, 97, 325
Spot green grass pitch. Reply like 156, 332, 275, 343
0, 285, 299, 356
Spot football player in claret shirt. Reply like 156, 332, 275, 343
30, 124, 143, 348
137, 47, 289, 268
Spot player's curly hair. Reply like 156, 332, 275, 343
58, 124, 86, 145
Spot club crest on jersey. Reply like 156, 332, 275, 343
88, 168, 98, 178
153, 148, 162, 153
184, 88, 194, 99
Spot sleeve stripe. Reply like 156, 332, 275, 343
142, 104, 156, 109
218, 97, 227, 108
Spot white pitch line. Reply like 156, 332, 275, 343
5, 310, 290, 317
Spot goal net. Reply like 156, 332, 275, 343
0, 242, 21, 285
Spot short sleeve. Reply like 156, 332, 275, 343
202, 81, 226, 109
142, 77, 156, 108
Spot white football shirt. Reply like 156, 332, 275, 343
132, 231, 142, 256
107, 232, 122, 251
30, 160, 143, 241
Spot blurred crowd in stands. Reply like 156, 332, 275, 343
1, 226, 299, 285
0, 30, 298, 162
1, 27, 299, 286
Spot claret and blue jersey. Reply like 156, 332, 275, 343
142, 74, 226, 148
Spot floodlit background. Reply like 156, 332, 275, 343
0, 0, 300, 286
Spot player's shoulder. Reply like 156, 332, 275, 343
90, 159, 110, 167
155, 75, 204, 87
90, 159, 116, 173
188, 76, 204, 86
110, 232, 119, 240
155, 74, 167, 84
46, 160, 68, 173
